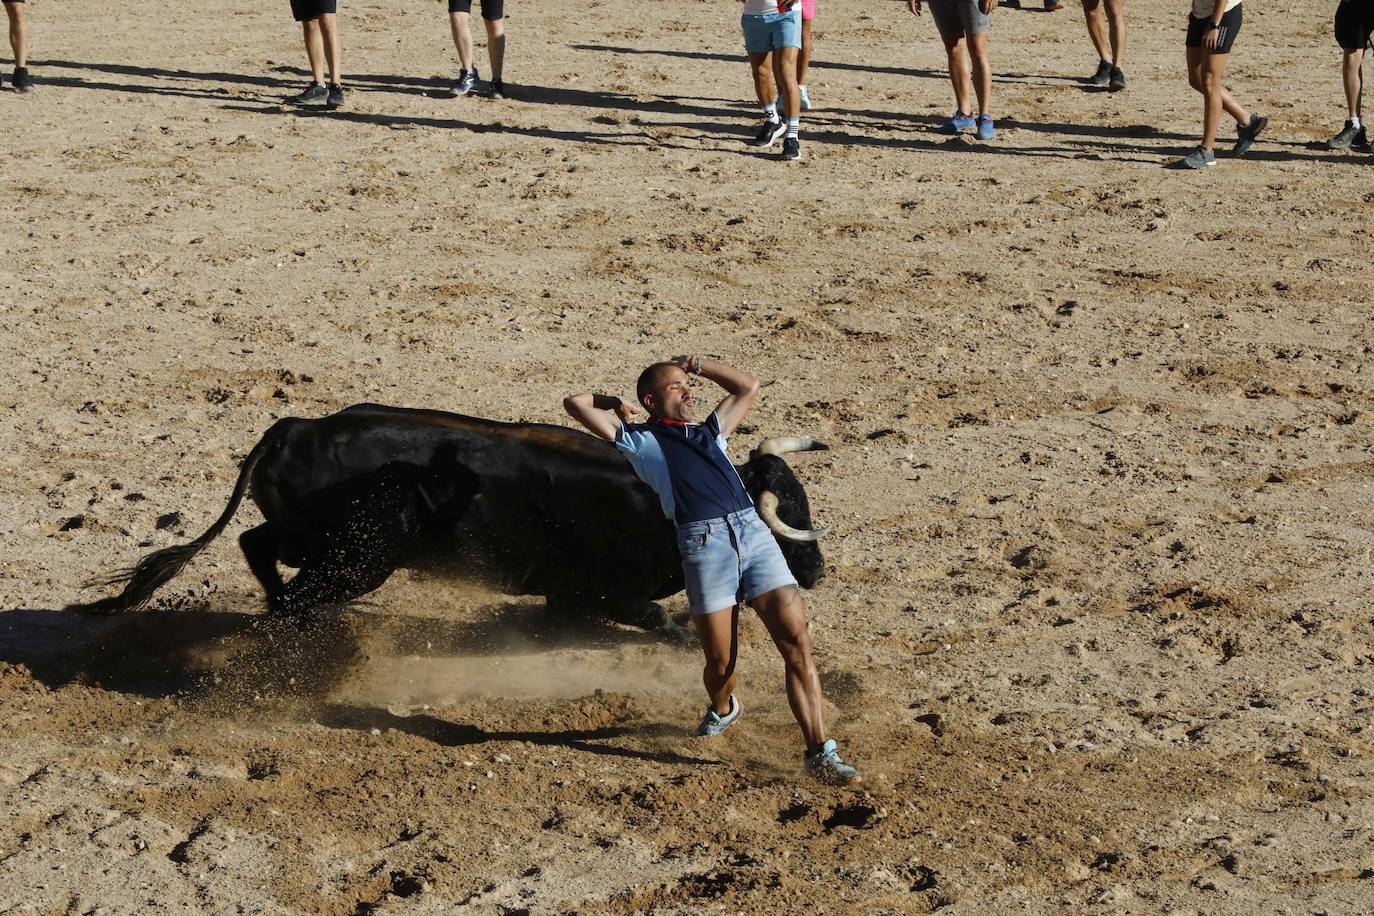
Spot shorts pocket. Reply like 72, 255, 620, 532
677, 530, 710, 557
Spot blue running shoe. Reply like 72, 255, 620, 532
805, 739, 862, 785
940, 111, 976, 134
976, 114, 995, 140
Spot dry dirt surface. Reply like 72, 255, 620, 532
3, 0, 1374, 912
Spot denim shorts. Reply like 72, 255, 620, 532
676, 507, 799, 616
741, 10, 803, 54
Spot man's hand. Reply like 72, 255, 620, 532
980, 0, 997, 13
1203, 23, 1220, 50
907, 0, 923, 15
614, 400, 638, 424
681, 357, 760, 438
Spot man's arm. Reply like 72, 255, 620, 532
563, 393, 636, 441
673, 356, 761, 438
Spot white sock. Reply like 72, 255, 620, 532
786, 118, 799, 139
763, 102, 780, 123
1352, 116, 1364, 129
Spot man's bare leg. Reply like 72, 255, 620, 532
749, 49, 776, 107
449, 10, 475, 70
1083, 0, 1110, 63
775, 46, 800, 119
4, 1, 27, 69
943, 33, 974, 116
484, 16, 505, 81
1343, 48, 1364, 121
968, 31, 992, 116
302, 19, 325, 86
692, 606, 740, 716
319, 12, 342, 85
749, 586, 825, 752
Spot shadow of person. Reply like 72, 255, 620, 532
315, 703, 718, 766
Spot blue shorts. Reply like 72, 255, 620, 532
676, 507, 798, 616
741, 10, 802, 54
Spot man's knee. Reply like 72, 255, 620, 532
704, 657, 736, 683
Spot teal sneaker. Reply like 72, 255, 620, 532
693, 694, 742, 737
940, 111, 976, 134
976, 114, 995, 140
1180, 145, 1216, 169
805, 739, 862, 785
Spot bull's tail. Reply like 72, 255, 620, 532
65, 433, 274, 614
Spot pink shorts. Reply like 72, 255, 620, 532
800, 0, 815, 20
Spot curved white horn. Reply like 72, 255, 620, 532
756, 437, 829, 457
757, 491, 831, 543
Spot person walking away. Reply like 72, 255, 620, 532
564, 357, 862, 785
1178, 0, 1266, 168
909, 0, 999, 141
287, 0, 345, 109
446, 0, 507, 99
1082, 0, 1126, 90
1329, 0, 1373, 149
2, 0, 32, 92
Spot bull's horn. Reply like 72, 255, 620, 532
757, 491, 831, 543
756, 437, 829, 457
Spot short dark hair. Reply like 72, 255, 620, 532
636, 362, 679, 409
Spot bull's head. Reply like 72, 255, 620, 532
736, 437, 831, 589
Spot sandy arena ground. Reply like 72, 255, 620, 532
2, 0, 1373, 912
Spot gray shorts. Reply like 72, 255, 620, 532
929, 0, 990, 39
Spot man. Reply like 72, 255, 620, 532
2, 0, 32, 92
1330, 0, 1373, 149
1178, 0, 1266, 169
1082, 0, 1126, 90
909, 0, 998, 141
740, 0, 805, 161
564, 357, 861, 785
446, 0, 507, 99
287, 0, 344, 109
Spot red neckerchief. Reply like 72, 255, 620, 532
650, 417, 691, 427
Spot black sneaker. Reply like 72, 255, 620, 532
489, 77, 506, 99
778, 136, 801, 161
1328, 120, 1368, 150
748, 118, 786, 148
448, 68, 477, 98
326, 83, 345, 110
11, 67, 34, 93
1233, 113, 1267, 157
1088, 59, 1111, 86
289, 82, 327, 104
1108, 66, 1126, 92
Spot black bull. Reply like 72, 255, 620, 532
69, 404, 832, 636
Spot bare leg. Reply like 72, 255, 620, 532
749, 586, 826, 753
483, 16, 505, 79
1082, 0, 1109, 63
1104, 0, 1125, 67
1343, 48, 1365, 121
943, 33, 973, 116
302, 19, 325, 85
797, 17, 812, 87
748, 50, 776, 107
4, 2, 27, 68
449, 11, 474, 70
968, 31, 992, 116
319, 12, 342, 85
776, 46, 800, 119
692, 606, 740, 716
1200, 51, 1248, 148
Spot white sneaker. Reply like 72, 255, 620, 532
692, 694, 742, 736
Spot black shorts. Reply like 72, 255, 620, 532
1335, 0, 1374, 51
449, 0, 504, 21
1186, 6, 1241, 53
290, 0, 337, 22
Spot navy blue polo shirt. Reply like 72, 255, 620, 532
615, 411, 755, 525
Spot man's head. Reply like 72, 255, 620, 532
636, 362, 695, 421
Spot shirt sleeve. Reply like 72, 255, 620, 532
704, 411, 730, 451
614, 420, 644, 456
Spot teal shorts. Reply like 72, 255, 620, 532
742, 9, 802, 54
